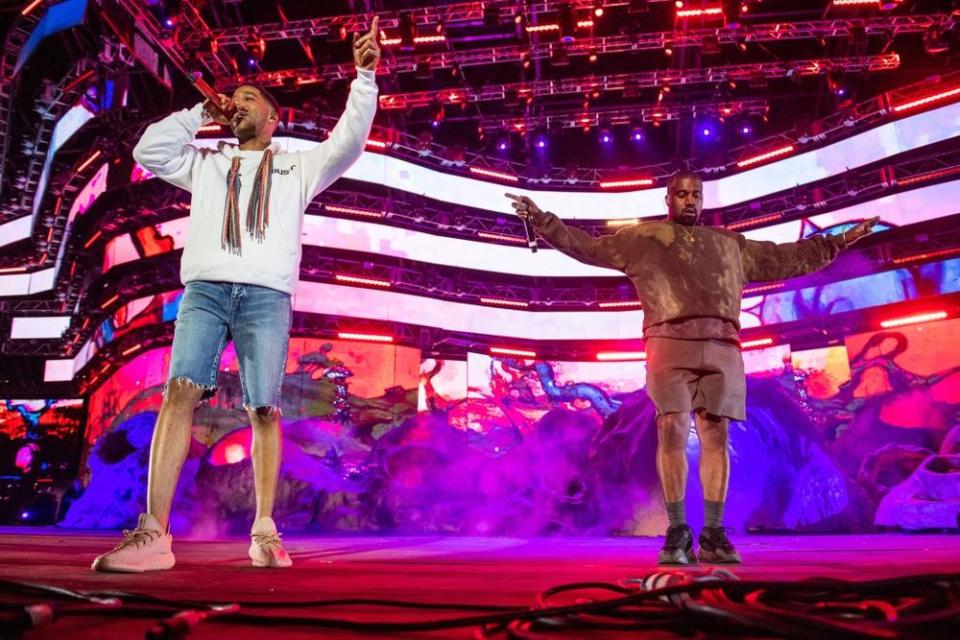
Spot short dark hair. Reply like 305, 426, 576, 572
667, 171, 703, 193
234, 83, 281, 115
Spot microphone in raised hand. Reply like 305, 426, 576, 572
505, 192, 540, 253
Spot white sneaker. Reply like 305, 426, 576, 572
91, 513, 175, 573
249, 516, 292, 568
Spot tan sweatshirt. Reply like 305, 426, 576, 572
531, 212, 846, 338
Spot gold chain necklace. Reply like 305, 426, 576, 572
676, 222, 695, 242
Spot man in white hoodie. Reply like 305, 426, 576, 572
92, 19, 381, 572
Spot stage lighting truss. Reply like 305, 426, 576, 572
478, 99, 771, 132
374, 54, 900, 110
0, 5, 45, 204
0, 62, 95, 227
182, 12, 945, 88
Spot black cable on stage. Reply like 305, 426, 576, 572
0, 579, 522, 612
0, 572, 958, 639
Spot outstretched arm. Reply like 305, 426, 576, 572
742, 216, 879, 282
301, 17, 381, 201
505, 193, 633, 271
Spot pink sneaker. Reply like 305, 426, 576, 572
249, 516, 292, 568
92, 513, 175, 573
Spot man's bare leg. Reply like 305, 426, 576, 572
249, 407, 282, 522
694, 410, 729, 504
656, 411, 697, 564
656, 411, 690, 504
247, 406, 292, 567
92, 380, 202, 572
693, 410, 740, 563
146, 380, 205, 530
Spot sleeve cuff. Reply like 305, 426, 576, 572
356, 67, 377, 82
190, 102, 214, 127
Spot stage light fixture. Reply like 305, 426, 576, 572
21, 0, 44, 16
559, 3, 577, 43
828, 72, 849, 97
551, 45, 570, 66
526, 23, 561, 33
246, 34, 266, 63
480, 297, 530, 308
880, 311, 948, 329
891, 86, 960, 112
735, 144, 795, 168
598, 128, 613, 144
491, 347, 538, 358
469, 167, 519, 182
415, 60, 433, 79
338, 332, 394, 343
76, 150, 102, 173
398, 12, 416, 51
741, 338, 774, 349
477, 231, 526, 244
702, 35, 721, 55
722, 0, 743, 28
324, 204, 384, 219
923, 25, 950, 55
431, 103, 445, 127
678, 6, 723, 18
597, 351, 647, 361
335, 274, 392, 288
599, 178, 653, 189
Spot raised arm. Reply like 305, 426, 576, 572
132, 103, 212, 192
741, 216, 879, 282
302, 17, 380, 201
506, 193, 633, 271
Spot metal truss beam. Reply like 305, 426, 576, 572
203, 13, 942, 86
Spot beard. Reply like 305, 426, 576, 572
230, 112, 257, 139
674, 210, 699, 225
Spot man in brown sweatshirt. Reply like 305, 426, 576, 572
506, 173, 878, 564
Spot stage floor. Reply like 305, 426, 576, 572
1, 528, 957, 639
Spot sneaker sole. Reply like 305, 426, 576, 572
249, 544, 293, 568
697, 550, 742, 564
91, 553, 175, 573
657, 550, 697, 565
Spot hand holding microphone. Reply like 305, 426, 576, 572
505, 192, 540, 253
192, 73, 236, 124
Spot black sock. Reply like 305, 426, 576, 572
704, 500, 725, 529
666, 500, 686, 527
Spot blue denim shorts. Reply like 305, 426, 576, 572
167, 281, 292, 410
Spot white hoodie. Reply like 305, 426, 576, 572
132, 68, 378, 295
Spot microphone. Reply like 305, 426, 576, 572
191, 73, 236, 119
521, 215, 538, 253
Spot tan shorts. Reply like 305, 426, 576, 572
645, 337, 746, 421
